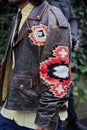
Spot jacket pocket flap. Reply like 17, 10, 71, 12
11, 74, 33, 89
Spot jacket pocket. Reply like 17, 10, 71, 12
5, 74, 39, 111
11, 74, 33, 89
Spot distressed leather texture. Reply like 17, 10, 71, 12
1, 1, 72, 130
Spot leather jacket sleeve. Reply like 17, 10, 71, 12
35, 25, 72, 130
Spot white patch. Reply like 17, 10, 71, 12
29, 24, 48, 46
33, 28, 47, 42
59, 49, 68, 58
53, 65, 69, 78
55, 85, 64, 94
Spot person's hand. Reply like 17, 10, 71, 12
73, 40, 79, 51
35, 125, 47, 130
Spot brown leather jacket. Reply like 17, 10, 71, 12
1, 1, 72, 130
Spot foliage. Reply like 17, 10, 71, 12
71, 1, 87, 105
0, 6, 16, 62
0, 14, 12, 61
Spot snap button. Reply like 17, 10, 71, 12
37, 15, 40, 19
20, 84, 24, 88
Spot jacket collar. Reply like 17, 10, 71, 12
14, 1, 48, 46
28, 1, 48, 21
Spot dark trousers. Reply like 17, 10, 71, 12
56, 93, 77, 130
56, 119, 62, 130
0, 114, 62, 130
0, 114, 33, 130
68, 93, 77, 122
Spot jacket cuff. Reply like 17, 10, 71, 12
35, 112, 58, 130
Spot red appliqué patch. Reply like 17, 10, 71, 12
40, 46, 72, 97
29, 24, 48, 46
